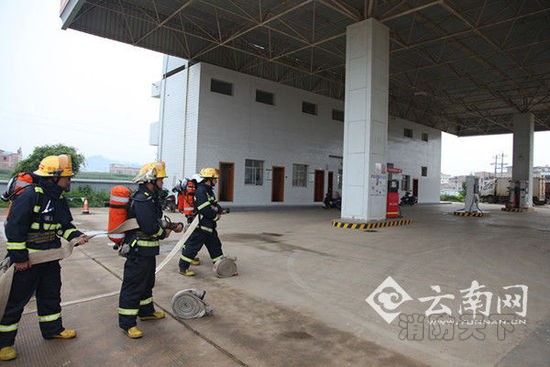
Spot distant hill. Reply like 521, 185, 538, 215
83, 155, 140, 172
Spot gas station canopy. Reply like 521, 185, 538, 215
61, 0, 550, 136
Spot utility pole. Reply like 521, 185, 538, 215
500, 152, 508, 176
489, 153, 508, 177
490, 154, 498, 177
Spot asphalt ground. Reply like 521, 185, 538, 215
0, 203, 549, 366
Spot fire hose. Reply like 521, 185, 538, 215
0, 214, 230, 320
155, 216, 198, 274
0, 218, 140, 320
213, 256, 238, 278
171, 289, 213, 319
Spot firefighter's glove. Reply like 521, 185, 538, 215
222, 208, 230, 215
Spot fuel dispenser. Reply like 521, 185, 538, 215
386, 167, 402, 218
462, 175, 482, 213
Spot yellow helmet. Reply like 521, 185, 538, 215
199, 167, 219, 179
133, 163, 157, 184
154, 161, 167, 178
34, 155, 74, 177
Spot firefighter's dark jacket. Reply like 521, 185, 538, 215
125, 184, 167, 256
5, 178, 83, 263
195, 183, 222, 231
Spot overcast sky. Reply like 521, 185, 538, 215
1, 0, 549, 176
0, 0, 163, 168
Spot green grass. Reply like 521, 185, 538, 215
440, 194, 464, 202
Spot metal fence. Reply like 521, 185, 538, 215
0, 178, 136, 194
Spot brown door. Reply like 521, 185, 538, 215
413, 179, 419, 198
314, 170, 324, 202
219, 162, 234, 202
271, 166, 285, 202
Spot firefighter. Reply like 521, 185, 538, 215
0, 155, 89, 361
118, 162, 183, 339
175, 179, 186, 213
179, 167, 227, 276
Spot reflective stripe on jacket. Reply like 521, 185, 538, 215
194, 183, 223, 232
4, 179, 83, 263
124, 185, 166, 256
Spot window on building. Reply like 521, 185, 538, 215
210, 79, 233, 96
256, 89, 274, 105
421, 166, 428, 177
422, 133, 429, 142
245, 159, 263, 185
302, 101, 317, 115
404, 128, 413, 138
292, 164, 307, 187
402, 175, 410, 191
332, 109, 344, 122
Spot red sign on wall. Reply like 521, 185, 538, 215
387, 167, 403, 173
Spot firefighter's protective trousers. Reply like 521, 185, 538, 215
118, 185, 166, 331
1, 179, 82, 347
0, 262, 64, 347
179, 183, 224, 271
118, 255, 156, 330
179, 228, 224, 271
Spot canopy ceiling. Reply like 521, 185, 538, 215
61, 0, 550, 136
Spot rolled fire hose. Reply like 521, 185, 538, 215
213, 256, 238, 278
0, 218, 139, 320
171, 289, 213, 319
155, 217, 213, 318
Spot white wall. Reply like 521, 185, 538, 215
155, 57, 441, 206
157, 57, 200, 188
196, 63, 344, 206
387, 116, 442, 203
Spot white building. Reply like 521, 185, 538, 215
109, 164, 140, 176
151, 56, 441, 207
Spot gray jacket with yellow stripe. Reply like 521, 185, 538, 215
4, 179, 83, 264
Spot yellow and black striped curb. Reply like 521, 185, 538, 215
332, 218, 412, 230
453, 211, 488, 217
501, 207, 534, 213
